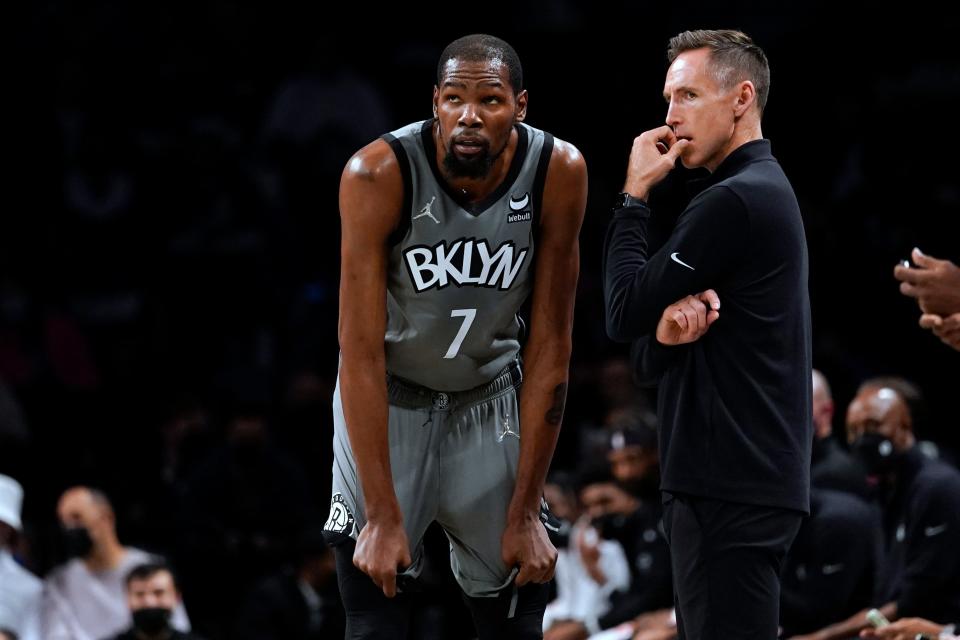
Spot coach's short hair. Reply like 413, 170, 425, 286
667, 29, 770, 115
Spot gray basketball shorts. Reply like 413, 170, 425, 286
324, 362, 525, 598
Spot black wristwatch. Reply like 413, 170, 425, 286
613, 192, 649, 210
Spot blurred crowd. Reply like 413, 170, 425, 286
2, 364, 958, 640
3, 4, 960, 639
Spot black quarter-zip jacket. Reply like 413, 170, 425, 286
603, 139, 813, 513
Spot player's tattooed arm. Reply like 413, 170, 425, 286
545, 382, 567, 426
503, 138, 586, 587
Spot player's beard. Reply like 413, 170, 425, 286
442, 137, 506, 179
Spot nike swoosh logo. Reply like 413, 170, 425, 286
509, 193, 530, 210
670, 252, 695, 270
924, 523, 948, 537
821, 563, 844, 575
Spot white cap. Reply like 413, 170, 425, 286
0, 474, 24, 531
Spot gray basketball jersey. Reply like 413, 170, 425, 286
382, 120, 554, 391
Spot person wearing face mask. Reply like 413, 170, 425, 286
40, 487, 191, 640
599, 427, 673, 635
0, 474, 41, 640
102, 563, 204, 640
545, 460, 674, 640
809, 370, 871, 499
607, 419, 661, 505
787, 380, 960, 640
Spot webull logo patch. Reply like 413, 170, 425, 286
508, 192, 532, 224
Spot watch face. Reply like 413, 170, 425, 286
615, 192, 628, 208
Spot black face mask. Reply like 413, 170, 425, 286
851, 433, 902, 475
61, 526, 93, 559
132, 607, 172, 636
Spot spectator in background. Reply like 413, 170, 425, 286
854, 377, 943, 462
175, 400, 313, 636
606, 416, 660, 505
102, 563, 204, 640
544, 455, 673, 640
40, 487, 190, 640
779, 488, 880, 636
789, 381, 960, 640
595, 427, 673, 635
567, 396, 658, 483
542, 470, 631, 640
810, 370, 870, 499
894, 248, 960, 350
233, 525, 344, 640
0, 474, 41, 640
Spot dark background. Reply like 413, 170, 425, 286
2, 0, 958, 636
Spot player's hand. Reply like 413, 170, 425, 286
919, 312, 960, 351
894, 248, 960, 316
655, 290, 720, 346
622, 126, 690, 200
353, 518, 412, 598
502, 512, 558, 586
859, 617, 945, 640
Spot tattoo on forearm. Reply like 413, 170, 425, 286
545, 383, 568, 425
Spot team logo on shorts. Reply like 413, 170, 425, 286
324, 493, 355, 536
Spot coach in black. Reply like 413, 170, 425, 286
603, 30, 812, 639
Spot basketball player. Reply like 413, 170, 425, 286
326, 34, 587, 639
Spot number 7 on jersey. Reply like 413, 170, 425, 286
444, 308, 476, 359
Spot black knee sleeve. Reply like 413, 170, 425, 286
462, 581, 550, 640
333, 540, 411, 640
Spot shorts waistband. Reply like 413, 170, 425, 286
386, 361, 522, 411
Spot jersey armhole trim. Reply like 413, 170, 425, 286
531, 132, 555, 241
382, 133, 412, 247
